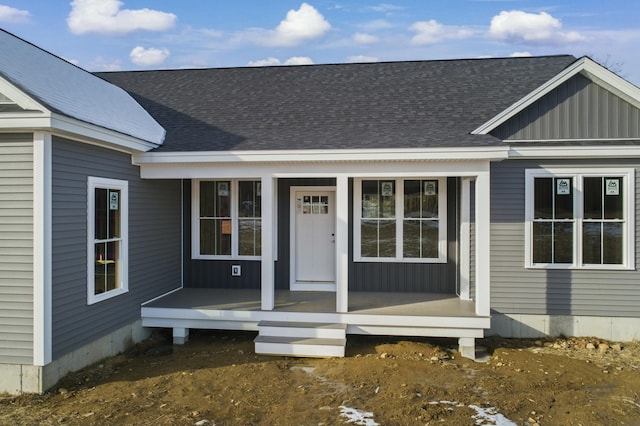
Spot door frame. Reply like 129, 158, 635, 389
289, 185, 337, 291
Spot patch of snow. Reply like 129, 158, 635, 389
428, 401, 517, 425
339, 405, 379, 426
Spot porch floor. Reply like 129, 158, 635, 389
143, 288, 478, 317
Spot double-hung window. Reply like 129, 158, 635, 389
194, 179, 262, 259
525, 169, 634, 269
354, 177, 447, 262
87, 177, 128, 304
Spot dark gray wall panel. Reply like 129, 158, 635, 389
490, 158, 640, 317
51, 137, 181, 359
492, 74, 640, 141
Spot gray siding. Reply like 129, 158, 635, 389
0, 134, 34, 364
51, 137, 181, 359
490, 159, 640, 317
491, 74, 640, 141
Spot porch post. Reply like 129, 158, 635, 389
459, 177, 471, 300
474, 171, 491, 316
261, 175, 275, 310
335, 174, 349, 313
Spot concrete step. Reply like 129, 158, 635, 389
257, 321, 347, 339
254, 335, 346, 358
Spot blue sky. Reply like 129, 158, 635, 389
1, 1, 639, 85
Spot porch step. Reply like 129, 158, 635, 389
255, 321, 347, 358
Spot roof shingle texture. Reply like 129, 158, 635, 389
97, 55, 576, 152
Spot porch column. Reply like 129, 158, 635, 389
335, 174, 349, 313
474, 171, 491, 316
261, 175, 275, 310
459, 177, 471, 301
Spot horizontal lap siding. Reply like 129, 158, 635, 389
52, 137, 181, 359
0, 135, 34, 364
490, 159, 640, 317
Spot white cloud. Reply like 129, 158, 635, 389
0, 5, 30, 23
257, 3, 331, 47
410, 20, 473, 45
510, 51, 532, 57
87, 57, 122, 72
489, 10, 584, 43
129, 46, 170, 66
247, 56, 314, 67
67, 0, 177, 35
369, 4, 404, 13
347, 55, 379, 63
353, 32, 379, 44
360, 19, 393, 31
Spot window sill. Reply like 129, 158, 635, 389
354, 257, 447, 264
88, 287, 128, 305
525, 264, 635, 271
193, 255, 261, 261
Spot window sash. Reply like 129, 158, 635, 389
355, 177, 447, 263
526, 169, 633, 269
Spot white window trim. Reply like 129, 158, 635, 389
525, 168, 635, 270
87, 177, 129, 304
192, 179, 262, 260
354, 177, 447, 263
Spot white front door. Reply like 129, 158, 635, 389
291, 188, 336, 291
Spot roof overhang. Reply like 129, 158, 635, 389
509, 144, 640, 159
472, 57, 640, 135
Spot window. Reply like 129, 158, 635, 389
355, 178, 447, 262
525, 169, 634, 269
194, 179, 261, 259
87, 177, 128, 304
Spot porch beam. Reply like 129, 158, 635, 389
261, 175, 275, 311
459, 177, 471, 300
474, 171, 491, 316
336, 175, 349, 313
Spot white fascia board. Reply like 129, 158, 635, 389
132, 146, 509, 165
472, 57, 640, 135
0, 74, 49, 111
509, 144, 640, 159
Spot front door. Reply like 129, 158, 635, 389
291, 188, 336, 291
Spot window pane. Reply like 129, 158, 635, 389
532, 222, 552, 263
534, 178, 553, 219
95, 241, 118, 294
200, 219, 231, 255
583, 177, 602, 219
239, 181, 261, 218
378, 220, 396, 257
362, 181, 379, 218
422, 180, 438, 218
422, 220, 439, 258
553, 222, 573, 263
554, 177, 573, 219
361, 220, 378, 257
404, 180, 420, 218
108, 190, 120, 238
95, 188, 107, 240
239, 219, 261, 256
582, 222, 602, 264
200, 181, 216, 217
603, 222, 623, 264
604, 177, 623, 219
403, 220, 420, 257
380, 181, 395, 218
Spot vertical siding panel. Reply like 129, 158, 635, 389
0, 136, 34, 364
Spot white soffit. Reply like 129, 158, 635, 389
0, 30, 165, 147
472, 57, 640, 135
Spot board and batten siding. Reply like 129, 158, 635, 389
490, 159, 640, 317
51, 137, 181, 359
491, 74, 640, 141
0, 133, 34, 364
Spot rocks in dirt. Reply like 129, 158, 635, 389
586, 343, 596, 350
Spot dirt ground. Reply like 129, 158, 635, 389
1, 331, 640, 426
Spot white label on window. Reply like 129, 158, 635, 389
606, 179, 619, 195
218, 182, 229, 196
381, 181, 394, 196
424, 181, 437, 196
109, 191, 119, 210
556, 179, 571, 195
257, 182, 261, 196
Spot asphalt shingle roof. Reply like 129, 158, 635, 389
97, 55, 577, 152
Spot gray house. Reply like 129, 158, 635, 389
1, 29, 640, 393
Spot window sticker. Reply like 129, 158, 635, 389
218, 182, 229, 196
556, 178, 571, 195
606, 178, 620, 195
424, 180, 437, 196
221, 220, 232, 235
381, 181, 394, 197
109, 191, 119, 210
